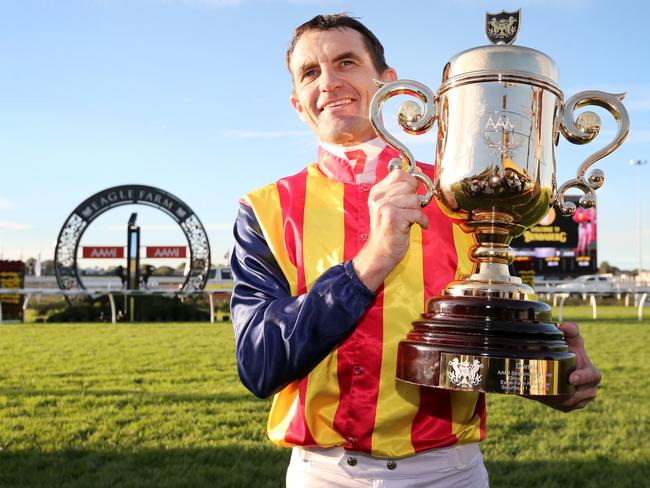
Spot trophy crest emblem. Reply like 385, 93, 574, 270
485, 9, 521, 45
448, 358, 484, 388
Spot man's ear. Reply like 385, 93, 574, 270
380, 67, 398, 82
290, 94, 307, 123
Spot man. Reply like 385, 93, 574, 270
230, 14, 601, 487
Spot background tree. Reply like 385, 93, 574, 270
599, 261, 621, 275
152, 266, 175, 277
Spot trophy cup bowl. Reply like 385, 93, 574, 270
370, 11, 629, 395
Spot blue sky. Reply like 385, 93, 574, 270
1, 0, 648, 270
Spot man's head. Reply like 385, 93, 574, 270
287, 14, 397, 146
286, 14, 389, 76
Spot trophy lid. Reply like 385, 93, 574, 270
441, 10, 560, 90
444, 45, 559, 84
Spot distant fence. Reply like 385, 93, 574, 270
532, 283, 650, 322
1, 285, 648, 324
0, 288, 231, 324
547, 292, 648, 322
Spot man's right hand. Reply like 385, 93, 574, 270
352, 168, 429, 292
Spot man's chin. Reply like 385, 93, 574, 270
318, 119, 373, 145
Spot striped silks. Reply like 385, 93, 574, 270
245, 147, 486, 458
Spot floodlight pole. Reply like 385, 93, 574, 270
630, 160, 647, 278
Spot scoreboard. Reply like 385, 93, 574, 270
511, 195, 597, 278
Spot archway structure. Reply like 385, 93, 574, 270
54, 185, 211, 293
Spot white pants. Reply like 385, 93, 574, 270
286, 443, 489, 487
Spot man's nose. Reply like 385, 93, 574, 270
319, 67, 343, 91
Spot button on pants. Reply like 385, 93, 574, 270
286, 443, 489, 487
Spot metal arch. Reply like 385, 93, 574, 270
54, 185, 211, 297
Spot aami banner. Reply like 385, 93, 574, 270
82, 247, 125, 259
511, 195, 597, 277
145, 246, 187, 258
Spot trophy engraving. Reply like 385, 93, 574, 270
370, 11, 629, 395
481, 110, 526, 156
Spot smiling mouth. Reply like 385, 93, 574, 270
321, 98, 353, 110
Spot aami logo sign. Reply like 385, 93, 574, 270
146, 246, 187, 258
82, 247, 125, 259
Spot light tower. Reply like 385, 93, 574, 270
630, 159, 648, 278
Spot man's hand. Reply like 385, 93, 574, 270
535, 322, 602, 412
352, 168, 428, 291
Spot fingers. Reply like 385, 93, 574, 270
531, 380, 599, 412
360, 165, 430, 278
572, 385, 598, 405
376, 166, 421, 193
571, 400, 590, 410
376, 193, 421, 210
371, 182, 420, 203
370, 170, 428, 229
559, 322, 581, 342
399, 208, 429, 229
371, 171, 428, 212
372, 204, 429, 230
554, 385, 598, 412
527, 321, 603, 412
550, 363, 601, 412
558, 321, 578, 336
558, 321, 602, 388
570, 364, 602, 387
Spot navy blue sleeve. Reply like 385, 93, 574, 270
230, 202, 375, 399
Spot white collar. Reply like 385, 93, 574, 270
319, 137, 386, 162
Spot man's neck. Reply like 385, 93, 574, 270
317, 137, 390, 185
319, 137, 386, 161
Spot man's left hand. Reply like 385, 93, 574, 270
534, 321, 602, 412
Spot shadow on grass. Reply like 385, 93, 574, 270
0, 445, 290, 488
1, 447, 648, 488
484, 459, 650, 488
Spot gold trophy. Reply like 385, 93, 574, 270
370, 10, 629, 395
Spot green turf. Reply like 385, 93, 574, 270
0, 306, 648, 487
484, 306, 650, 487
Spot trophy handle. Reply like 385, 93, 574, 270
556, 90, 630, 215
370, 79, 438, 206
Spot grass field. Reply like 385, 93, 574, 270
1, 306, 649, 487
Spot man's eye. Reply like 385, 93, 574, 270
303, 69, 318, 79
340, 60, 355, 67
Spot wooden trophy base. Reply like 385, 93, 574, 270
396, 296, 576, 395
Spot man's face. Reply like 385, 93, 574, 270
289, 28, 397, 146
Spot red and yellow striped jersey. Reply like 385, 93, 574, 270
239, 146, 485, 458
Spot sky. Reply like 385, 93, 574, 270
1, 0, 649, 270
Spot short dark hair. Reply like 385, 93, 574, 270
286, 13, 389, 77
